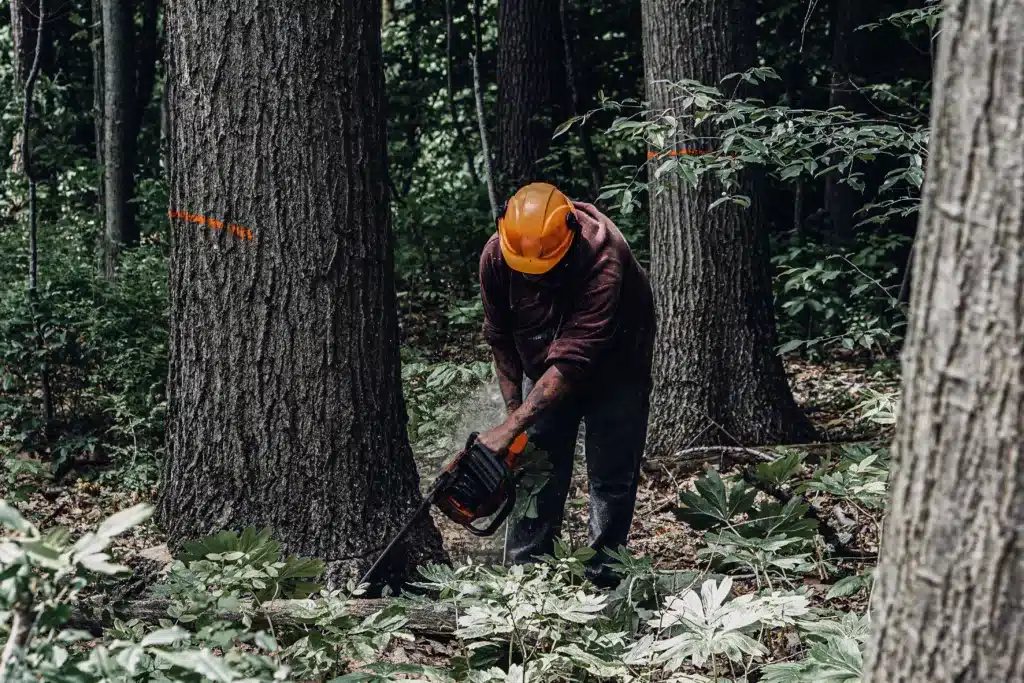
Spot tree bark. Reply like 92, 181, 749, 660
863, 1, 1024, 680
8, 0, 39, 87
558, 0, 602, 198
101, 0, 138, 277
92, 0, 105, 212
641, 0, 815, 454
159, 0, 446, 587
496, 0, 566, 193
130, 0, 161, 157
8, 0, 39, 174
824, 0, 862, 245
22, 0, 54, 432
472, 0, 498, 220
446, 0, 481, 186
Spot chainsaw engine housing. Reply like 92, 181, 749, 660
433, 434, 517, 536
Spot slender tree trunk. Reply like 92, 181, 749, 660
0, 609, 36, 681
21, 0, 54, 433
8, 0, 39, 174
8, 0, 39, 86
641, 0, 814, 454
472, 0, 498, 220
102, 0, 137, 277
496, 0, 566, 193
92, 0, 105, 212
446, 0, 481, 186
158, 0, 446, 586
824, 0, 861, 245
864, 1, 1024, 679
130, 0, 161, 161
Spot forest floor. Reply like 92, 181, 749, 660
3, 298, 900, 677
8, 351, 895, 591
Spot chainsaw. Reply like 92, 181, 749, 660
357, 431, 529, 587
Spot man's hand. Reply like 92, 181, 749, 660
476, 421, 519, 454
476, 365, 573, 454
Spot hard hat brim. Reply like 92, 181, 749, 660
500, 230, 574, 274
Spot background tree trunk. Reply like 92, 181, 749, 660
496, 0, 566, 193
92, 0, 105, 212
8, 0, 39, 86
559, 0, 602, 198
158, 0, 446, 586
8, 0, 39, 174
641, 0, 815, 454
101, 0, 137, 277
824, 0, 862, 246
863, 0, 1024, 679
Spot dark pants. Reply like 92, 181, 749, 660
507, 375, 651, 584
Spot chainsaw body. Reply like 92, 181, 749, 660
433, 432, 528, 537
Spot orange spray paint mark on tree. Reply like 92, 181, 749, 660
168, 209, 254, 241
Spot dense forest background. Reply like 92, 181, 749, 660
5, 0, 1021, 681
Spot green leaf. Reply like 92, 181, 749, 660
679, 163, 698, 187
20, 539, 65, 570
754, 450, 806, 486
780, 164, 803, 180
778, 339, 804, 354
0, 500, 33, 534
97, 503, 153, 538
709, 195, 732, 210
826, 574, 869, 600
655, 158, 679, 179
676, 469, 756, 530
141, 627, 190, 647
552, 118, 575, 138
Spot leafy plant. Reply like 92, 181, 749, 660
626, 576, 809, 673
804, 448, 889, 511
675, 469, 757, 531
760, 612, 871, 683
698, 532, 813, 590
153, 526, 324, 628
754, 450, 807, 487
0, 500, 290, 682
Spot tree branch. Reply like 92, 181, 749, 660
471, 0, 498, 219
0, 608, 36, 680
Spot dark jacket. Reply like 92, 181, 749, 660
479, 201, 656, 387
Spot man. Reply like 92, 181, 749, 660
476, 182, 656, 586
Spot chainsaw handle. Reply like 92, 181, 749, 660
465, 484, 517, 537
466, 431, 529, 468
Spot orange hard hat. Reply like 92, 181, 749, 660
497, 183, 577, 275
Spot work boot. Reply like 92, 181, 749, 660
585, 562, 622, 590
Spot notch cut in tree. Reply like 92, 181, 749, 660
640, 0, 815, 454
158, 0, 446, 588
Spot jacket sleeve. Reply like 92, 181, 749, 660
479, 243, 517, 357
544, 248, 625, 383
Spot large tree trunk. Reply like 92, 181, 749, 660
641, 0, 815, 454
158, 0, 446, 587
101, 0, 138, 277
496, 0, 566, 193
863, 1, 1024, 680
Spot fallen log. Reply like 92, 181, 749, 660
68, 596, 457, 638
